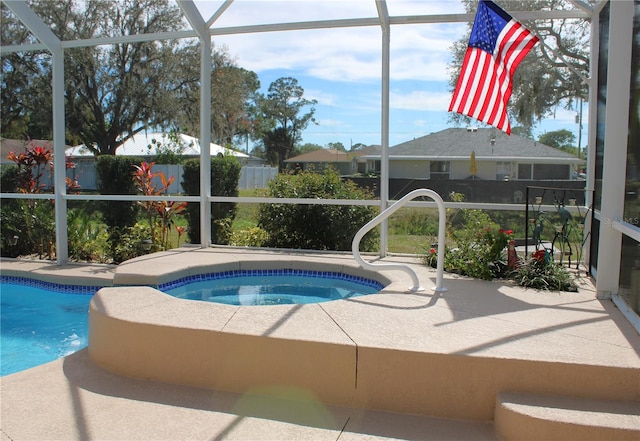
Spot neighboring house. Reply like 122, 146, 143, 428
1, 138, 71, 166
284, 146, 380, 175
63, 132, 267, 190
1, 138, 75, 190
66, 132, 258, 164
2, 134, 273, 191
284, 149, 357, 175
361, 128, 583, 181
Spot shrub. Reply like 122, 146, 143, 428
423, 208, 579, 291
146, 132, 187, 164
95, 155, 139, 260
257, 167, 379, 251
229, 227, 269, 247
1, 142, 59, 258
443, 209, 513, 280
182, 155, 241, 245
67, 208, 109, 262
512, 249, 578, 291
112, 222, 154, 263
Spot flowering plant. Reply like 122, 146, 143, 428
424, 246, 439, 268
440, 209, 514, 279
132, 161, 187, 251
513, 248, 577, 291
2, 140, 81, 259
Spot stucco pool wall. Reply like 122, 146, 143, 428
86, 247, 639, 424
90, 247, 394, 408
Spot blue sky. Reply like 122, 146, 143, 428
193, 0, 587, 150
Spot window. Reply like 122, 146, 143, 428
594, 1, 610, 212
368, 160, 381, 173
624, 0, 640, 224
533, 164, 570, 180
518, 163, 533, 180
496, 161, 511, 180
429, 161, 450, 180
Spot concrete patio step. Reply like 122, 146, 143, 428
494, 392, 640, 441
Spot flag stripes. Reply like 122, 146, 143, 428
449, 1, 539, 135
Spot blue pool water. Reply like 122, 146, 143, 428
0, 277, 98, 376
160, 269, 384, 306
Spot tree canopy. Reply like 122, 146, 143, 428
0, 0, 260, 155
255, 77, 318, 170
538, 129, 579, 156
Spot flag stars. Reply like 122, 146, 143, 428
470, 8, 500, 53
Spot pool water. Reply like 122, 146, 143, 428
0, 279, 96, 376
161, 270, 384, 306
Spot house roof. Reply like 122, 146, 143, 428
362, 128, 582, 163
66, 132, 249, 158
285, 149, 355, 163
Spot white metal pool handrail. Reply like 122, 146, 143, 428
352, 188, 447, 293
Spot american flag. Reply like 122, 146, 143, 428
449, 0, 539, 135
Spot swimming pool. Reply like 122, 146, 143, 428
0, 276, 99, 376
160, 269, 384, 305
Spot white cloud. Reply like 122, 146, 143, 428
317, 118, 346, 127
390, 90, 451, 111
195, 0, 379, 27
204, 2, 468, 84
304, 89, 339, 106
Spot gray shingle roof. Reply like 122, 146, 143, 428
387, 128, 580, 161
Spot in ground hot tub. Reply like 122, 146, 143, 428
88, 248, 393, 408
158, 269, 384, 305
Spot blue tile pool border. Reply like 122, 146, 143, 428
157, 269, 385, 292
0, 275, 103, 295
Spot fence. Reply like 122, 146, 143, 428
64, 164, 278, 192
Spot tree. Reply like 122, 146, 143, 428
538, 129, 578, 155
176, 49, 261, 147
257, 77, 318, 170
449, 0, 591, 131
0, 4, 54, 140
212, 66, 261, 147
2, 1, 259, 155
350, 142, 368, 151
511, 126, 533, 139
297, 143, 323, 155
326, 142, 346, 152
61, 0, 193, 155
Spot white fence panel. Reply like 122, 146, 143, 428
64, 163, 276, 192
239, 166, 278, 190
69, 162, 97, 190
154, 164, 182, 194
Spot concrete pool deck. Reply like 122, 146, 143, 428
1, 247, 639, 440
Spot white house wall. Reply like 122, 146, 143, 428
389, 160, 429, 179
478, 161, 496, 180
447, 160, 494, 180
450, 161, 465, 179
